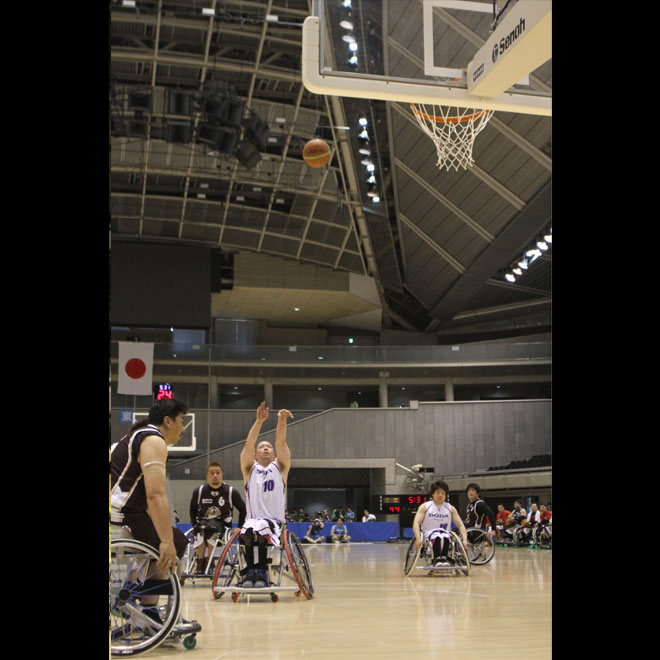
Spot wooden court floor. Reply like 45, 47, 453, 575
126, 542, 551, 660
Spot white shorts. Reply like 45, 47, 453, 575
422, 528, 451, 544
240, 518, 283, 548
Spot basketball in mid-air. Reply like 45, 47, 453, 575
302, 138, 331, 168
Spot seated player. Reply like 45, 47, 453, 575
495, 504, 511, 542
412, 480, 468, 567
239, 402, 293, 589
189, 461, 246, 574
519, 502, 542, 543
302, 519, 325, 544
503, 500, 527, 541
537, 503, 552, 544
330, 518, 351, 543
464, 483, 497, 543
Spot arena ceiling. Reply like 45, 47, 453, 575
110, 0, 551, 342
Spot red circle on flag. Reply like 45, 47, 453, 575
125, 358, 147, 379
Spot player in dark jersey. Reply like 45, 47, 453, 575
189, 461, 246, 573
111, 398, 191, 624
464, 483, 497, 542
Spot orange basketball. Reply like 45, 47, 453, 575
302, 138, 331, 168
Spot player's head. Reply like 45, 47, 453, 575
513, 500, 521, 509
144, 398, 189, 444
466, 483, 481, 501
255, 440, 274, 465
429, 480, 450, 502
206, 462, 223, 487
497, 503, 506, 511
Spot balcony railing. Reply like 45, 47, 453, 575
110, 341, 551, 365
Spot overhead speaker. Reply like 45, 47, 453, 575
196, 124, 239, 154
203, 97, 230, 123
219, 130, 239, 155
223, 99, 244, 127
167, 90, 193, 116
242, 113, 270, 151
166, 120, 192, 143
203, 79, 237, 97
127, 91, 152, 113
234, 139, 261, 169
127, 119, 148, 138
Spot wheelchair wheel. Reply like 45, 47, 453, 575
449, 531, 470, 577
110, 539, 181, 656
465, 528, 496, 565
283, 530, 314, 599
211, 528, 242, 600
403, 537, 421, 576
513, 526, 530, 546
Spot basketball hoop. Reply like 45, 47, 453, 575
410, 103, 494, 172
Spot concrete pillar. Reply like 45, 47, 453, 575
444, 379, 454, 402
379, 380, 388, 408
264, 379, 273, 408
208, 376, 219, 409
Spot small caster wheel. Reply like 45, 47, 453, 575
183, 635, 197, 650
294, 590, 301, 598
232, 592, 239, 603
270, 593, 279, 603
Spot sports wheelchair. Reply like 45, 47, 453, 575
211, 527, 314, 602
465, 527, 496, 565
403, 530, 471, 577
532, 523, 552, 548
180, 523, 234, 584
110, 538, 201, 656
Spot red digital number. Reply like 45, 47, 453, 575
388, 506, 400, 513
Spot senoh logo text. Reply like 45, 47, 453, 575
492, 17, 525, 63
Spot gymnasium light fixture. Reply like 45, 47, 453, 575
498, 224, 552, 284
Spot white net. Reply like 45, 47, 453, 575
410, 104, 494, 172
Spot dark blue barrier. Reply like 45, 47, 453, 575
288, 521, 399, 542
177, 521, 400, 542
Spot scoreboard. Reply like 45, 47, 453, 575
374, 494, 433, 515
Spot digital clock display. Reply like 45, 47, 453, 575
376, 494, 432, 514
155, 383, 173, 401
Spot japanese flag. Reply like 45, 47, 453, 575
118, 341, 154, 396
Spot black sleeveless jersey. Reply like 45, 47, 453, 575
465, 498, 496, 529
465, 498, 487, 528
191, 483, 235, 525
111, 424, 164, 523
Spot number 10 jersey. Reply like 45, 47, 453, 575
245, 461, 286, 524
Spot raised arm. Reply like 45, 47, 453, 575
275, 408, 293, 479
240, 402, 269, 480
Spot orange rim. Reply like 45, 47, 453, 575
410, 103, 488, 124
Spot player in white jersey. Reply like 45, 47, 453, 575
412, 480, 468, 567
239, 402, 293, 588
